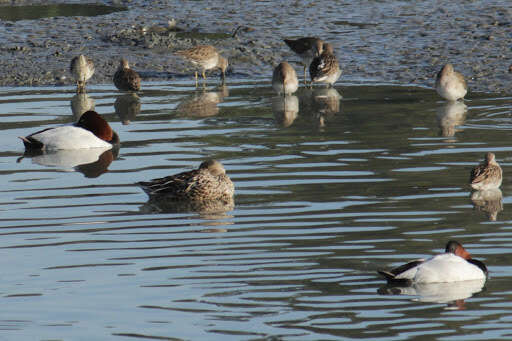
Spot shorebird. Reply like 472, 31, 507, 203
70, 55, 95, 93
138, 159, 234, 202
470, 152, 502, 190
113, 59, 141, 91
284, 37, 323, 84
176, 45, 228, 87
309, 43, 341, 87
272, 61, 299, 95
435, 63, 467, 101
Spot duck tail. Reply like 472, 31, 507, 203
377, 270, 397, 282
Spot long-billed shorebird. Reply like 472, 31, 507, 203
470, 152, 502, 190
70, 54, 95, 93
435, 63, 467, 101
309, 43, 341, 87
272, 61, 299, 96
284, 37, 323, 84
176, 45, 228, 87
113, 59, 141, 92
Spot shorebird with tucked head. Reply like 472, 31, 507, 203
113, 59, 141, 92
272, 61, 299, 96
470, 152, 502, 191
138, 159, 234, 202
284, 37, 323, 84
309, 43, 341, 87
70, 54, 95, 93
435, 63, 467, 101
176, 45, 228, 87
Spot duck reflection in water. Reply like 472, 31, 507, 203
471, 188, 503, 221
70, 92, 95, 121
140, 195, 235, 218
17, 146, 118, 178
138, 160, 235, 216
272, 95, 299, 127
176, 85, 229, 117
437, 101, 467, 138
114, 93, 141, 125
378, 278, 486, 310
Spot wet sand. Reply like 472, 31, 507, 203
0, 0, 510, 94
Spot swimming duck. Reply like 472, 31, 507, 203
19, 110, 119, 151
470, 152, 502, 190
435, 63, 467, 101
138, 159, 234, 201
378, 240, 487, 284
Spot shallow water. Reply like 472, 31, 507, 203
0, 4, 127, 21
1, 80, 512, 340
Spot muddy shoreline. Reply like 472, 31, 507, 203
0, 0, 510, 94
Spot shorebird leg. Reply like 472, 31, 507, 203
220, 70, 226, 85
194, 71, 199, 88
303, 65, 307, 85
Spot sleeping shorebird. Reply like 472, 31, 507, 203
113, 59, 141, 91
70, 54, 95, 93
272, 61, 299, 95
435, 63, 467, 101
309, 43, 341, 87
176, 45, 228, 87
284, 37, 323, 84
470, 152, 502, 190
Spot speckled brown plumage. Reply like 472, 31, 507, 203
176, 45, 228, 86
138, 159, 234, 201
284, 37, 323, 83
470, 152, 502, 190
70, 55, 95, 93
309, 43, 341, 87
113, 59, 141, 91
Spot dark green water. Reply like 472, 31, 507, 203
0, 80, 511, 340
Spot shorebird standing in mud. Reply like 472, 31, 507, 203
176, 45, 228, 87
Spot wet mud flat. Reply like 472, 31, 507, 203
0, 0, 510, 94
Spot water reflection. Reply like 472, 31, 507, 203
312, 87, 342, 115
437, 101, 467, 138
471, 188, 503, 221
1, 83, 512, 340
299, 87, 342, 129
272, 95, 299, 127
17, 147, 117, 178
378, 278, 486, 308
114, 93, 141, 125
139, 195, 235, 218
176, 85, 229, 117
70, 93, 95, 120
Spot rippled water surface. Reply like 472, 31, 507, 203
1, 80, 512, 340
